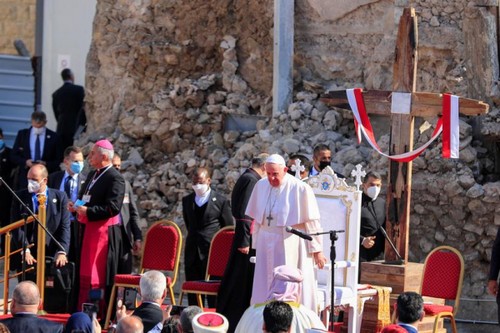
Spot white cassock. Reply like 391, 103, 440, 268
245, 174, 323, 312
234, 301, 326, 333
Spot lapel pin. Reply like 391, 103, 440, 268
52, 198, 57, 203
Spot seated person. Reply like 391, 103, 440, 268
391, 292, 424, 333
263, 301, 293, 333
235, 265, 326, 333
65, 312, 101, 333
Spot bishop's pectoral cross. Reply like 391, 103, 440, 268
266, 214, 273, 226
321, 8, 488, 262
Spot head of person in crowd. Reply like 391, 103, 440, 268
362, 171, 383, 201
65, 311, 93, 333
0, 128, 6, 151
265, 154, 288, 188
192, 312, 228, 333
139, 270, 167, 304
286, 154, 310, 180
266, 265, 303, 302
116, 315, 144, 333
112, 153, 123, 171
251, 153, 269, 178
88, 139, 114, 170
191, 167, 211, 197
61, 68, 75, 83
312, 144, 332, 172
64, 146, 85, 176
178, 306, 203, 333
31, 111, 47, 135
27, 164, 48, 194
10, 281, 41, 315
262, 301, 293, 333
396, 291, 424, 325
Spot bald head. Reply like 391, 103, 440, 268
11, 281, 41, 314
116, 316, 144, 333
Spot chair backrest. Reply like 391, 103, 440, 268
420, 245, 464, 313
206, 226, 235, 279
140, 220, 183, 285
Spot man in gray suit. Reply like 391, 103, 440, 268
112, 154, 143, 273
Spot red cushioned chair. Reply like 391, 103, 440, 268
104, 220, 182, 329
420, 246, 464, 333
178, 226, 235, 309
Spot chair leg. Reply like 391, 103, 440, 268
178, 291, 184, 305
196, 294, 204, 310
168, 286, 176, 305
432, 316, 439, 333
450, 316, 458, 333
104, 285, 117, 330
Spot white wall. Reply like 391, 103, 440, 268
41, 0, 97, 130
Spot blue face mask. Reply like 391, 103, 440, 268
70, 161, 84, 174
0, 140, 5, 150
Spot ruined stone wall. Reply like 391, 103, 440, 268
0, 0, 36, 55
82, 0, 500, 319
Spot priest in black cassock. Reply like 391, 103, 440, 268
216, 153, 267, 332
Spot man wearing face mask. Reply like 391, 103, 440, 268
48, 146, 86, 263
11, 111, 62, 190
286, 154, 310, 181
360, 171, 386, 262
10, 164, 71, 274
308, 144, 344, 178
182, 167, 234, 306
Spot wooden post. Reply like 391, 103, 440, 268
36, 194, 47, 308
272, 0, 294, 116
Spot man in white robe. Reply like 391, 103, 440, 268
245, 154, 326, 312
235, 265, 326, 333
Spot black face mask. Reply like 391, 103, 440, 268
319, 161, 331, 171
287, 169, 295, 176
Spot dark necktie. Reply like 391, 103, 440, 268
34, 134, 41, 161
64, 176, 72, 199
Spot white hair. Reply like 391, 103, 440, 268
96, 146, 114, 160
139, 270, 166, 301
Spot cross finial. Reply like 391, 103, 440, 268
291, 159, 305, 179
351, 164, 366, 190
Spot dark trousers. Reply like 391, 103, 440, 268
185, 256, 216, 308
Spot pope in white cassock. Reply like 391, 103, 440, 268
245, 154, 327, 312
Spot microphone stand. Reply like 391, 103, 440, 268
0, 177, 66, 280
309, 229, 345, 331
378, 224, 404, 265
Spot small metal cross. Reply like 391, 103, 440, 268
351, 164, 366, 190
266, 214, 273, 226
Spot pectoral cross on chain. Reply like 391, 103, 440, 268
266, 214, 273, 226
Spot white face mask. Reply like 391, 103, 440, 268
27, 179, 41, 193
32, 127, 44, 135
192, 183, 209, 196
366, 185, 381, 201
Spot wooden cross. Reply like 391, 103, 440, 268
320, 8, 489, 262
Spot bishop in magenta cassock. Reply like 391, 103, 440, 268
245, 154, 326, 312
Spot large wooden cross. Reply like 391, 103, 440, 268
321, 8, 489, 263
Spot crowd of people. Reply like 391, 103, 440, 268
0, 69, 439, 332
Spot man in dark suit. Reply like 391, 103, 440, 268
393, 292, 424, 333
182, 167, 233, 306
0, 281, 63, 333
10, 164, 70, 270
48, 146, 86, 263
217, 153, 267, 332
112, 153, 143, 274
69, 139, 125, 316
115, 270, 166, 332
360, 171, 386, 263
52, 68, 85, 150
11, 111, 62, 190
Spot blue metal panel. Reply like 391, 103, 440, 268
0, 55, 35, 147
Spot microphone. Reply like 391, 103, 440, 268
285, 226, 313, 241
